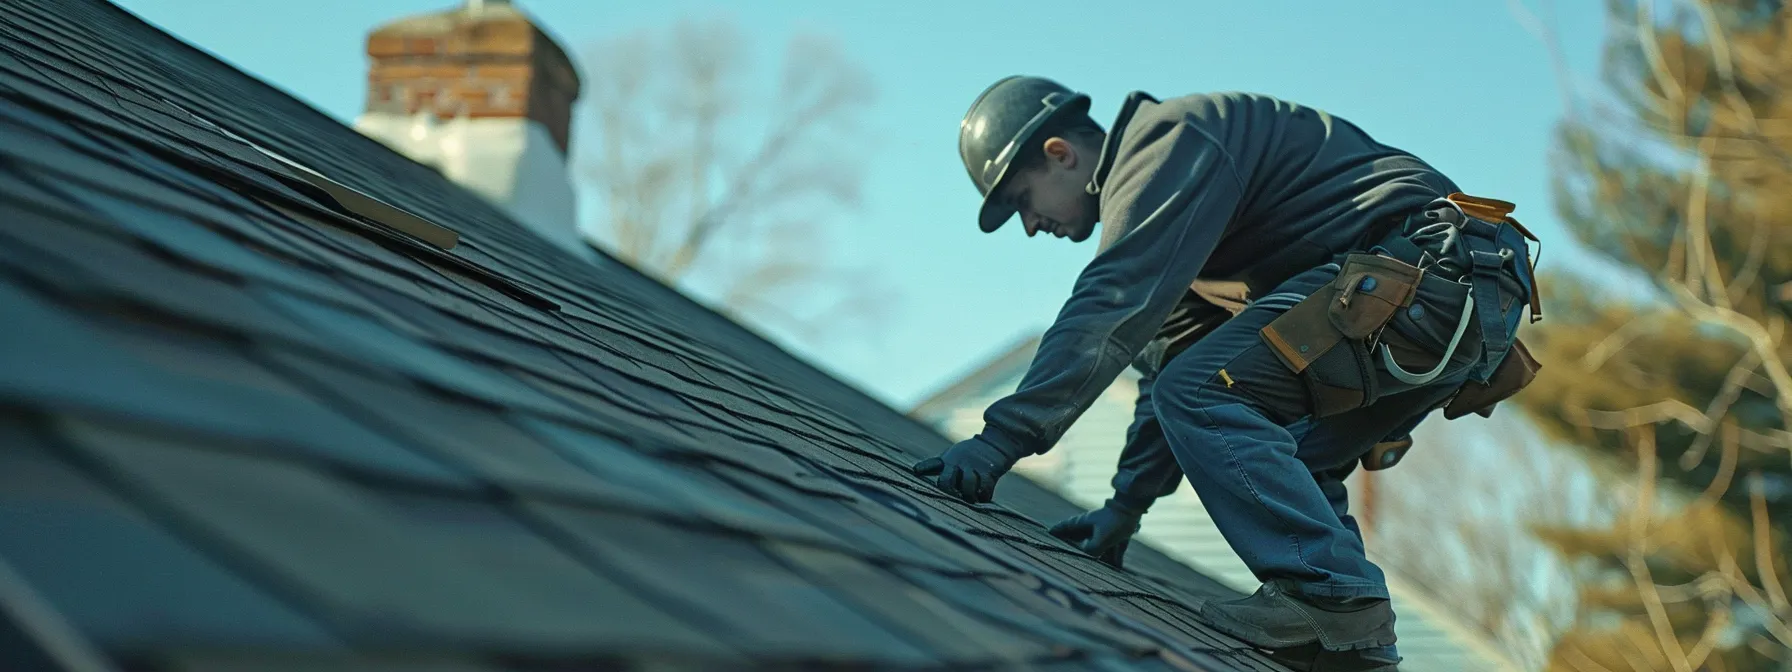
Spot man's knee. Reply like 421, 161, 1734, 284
1148, 366, 1215, 428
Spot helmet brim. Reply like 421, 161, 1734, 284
978, 195, 1016, 233
973, 93, 1091, 233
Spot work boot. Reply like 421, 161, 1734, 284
1196, 582, 1397, 652
1263, 642, 1402, 672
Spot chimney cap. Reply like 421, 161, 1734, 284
371, 0, 526, 36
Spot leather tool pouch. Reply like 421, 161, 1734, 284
1442, 337, 1541, 420
1261, 254, 1423, 418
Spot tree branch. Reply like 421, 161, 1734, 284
576, 17, 886, 349
1623, 426, 1698, 672
1749, 474, 1788, 612
1580, 315, 1655, 373
1692, 420, 1741, 506
1681, 350, 1762, 469
1709, 486, 1792, 649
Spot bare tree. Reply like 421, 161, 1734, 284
576, 16, 889, 345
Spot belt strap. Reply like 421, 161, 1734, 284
1450, 193, 1543, 322
1457, 217, 1536, 382
1367, 200, 1540, 384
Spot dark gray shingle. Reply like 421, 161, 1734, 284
0, 1, 1297, 670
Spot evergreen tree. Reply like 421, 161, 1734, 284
1519, 0, 1792, 668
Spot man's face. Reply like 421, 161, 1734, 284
998, 136, 1099, 242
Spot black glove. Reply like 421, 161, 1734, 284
1048, 498, 1146, 568
911, 436, 1022, 504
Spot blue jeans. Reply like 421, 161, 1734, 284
1152, 263, 1475, 601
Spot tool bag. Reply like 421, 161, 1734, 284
1257, 193, 1544, 469
1442, 337, 1540, 420
1259, 253, 1424, 418
1429, 193, 1543, 418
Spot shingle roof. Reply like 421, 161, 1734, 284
0, 1, 1293, 670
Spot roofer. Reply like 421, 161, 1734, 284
912, 76, 1543, 671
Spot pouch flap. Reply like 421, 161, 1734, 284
1445, 192, 1517, 223
1327, 254, 1422, 340
1261, 289, 1342, 374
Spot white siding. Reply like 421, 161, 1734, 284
354, 111, 583, 256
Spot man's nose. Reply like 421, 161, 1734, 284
1021, 213, 1041, 237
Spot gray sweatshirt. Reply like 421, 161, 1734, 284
977, 91, 1459, 470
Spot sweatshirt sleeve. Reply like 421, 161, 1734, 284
975, 117, 1246, 457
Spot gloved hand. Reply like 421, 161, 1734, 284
911, 436, 1022, 504
1048, 498, 1146, 568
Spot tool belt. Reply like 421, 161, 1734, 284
1257, 193, 1544, 468
1259, 253, 1424, 418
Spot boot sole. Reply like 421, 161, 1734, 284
1265, 643, 1402, 672
1196, 598, 1398, 651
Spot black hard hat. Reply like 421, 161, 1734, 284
958, 75, 1092, 233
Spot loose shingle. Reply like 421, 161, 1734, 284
713, 463, 1004, 574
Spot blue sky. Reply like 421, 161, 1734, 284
112, 0, 1612, 409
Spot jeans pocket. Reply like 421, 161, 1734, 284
1300, 341, 1377, 418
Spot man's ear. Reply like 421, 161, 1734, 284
1042, 137, 1077, 168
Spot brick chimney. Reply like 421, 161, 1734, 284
353, 0, 586, 254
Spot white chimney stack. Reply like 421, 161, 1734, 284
353, 1, 585, 255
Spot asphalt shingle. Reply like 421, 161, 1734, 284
0, 419, 342, 653
526, 504, 939, 665
0, 1, 1298, 670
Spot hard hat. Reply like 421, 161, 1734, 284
958, 75, 1092, 233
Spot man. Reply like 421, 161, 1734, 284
912, 76, 1541, 671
